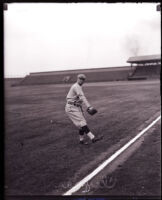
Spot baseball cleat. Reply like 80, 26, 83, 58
79, 140, 88, 145
92, 135, 103, 143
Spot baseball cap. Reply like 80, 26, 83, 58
77, 74, 86, 80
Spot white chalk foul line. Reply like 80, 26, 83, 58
63, 115, 161, 196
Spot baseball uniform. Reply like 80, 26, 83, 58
65, 82, 90, 128
65, 74, 103, 144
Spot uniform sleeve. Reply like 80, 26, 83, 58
75, 85, 91, 108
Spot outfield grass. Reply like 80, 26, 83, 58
4, 80, 161, 195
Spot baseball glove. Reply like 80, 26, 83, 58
87, 106, 98, 115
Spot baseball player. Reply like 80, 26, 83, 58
65, 74, 103, 145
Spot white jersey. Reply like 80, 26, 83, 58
66, 82, 91, 108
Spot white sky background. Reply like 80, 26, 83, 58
4, 3, 161, 78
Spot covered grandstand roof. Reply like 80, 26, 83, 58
127, 54, 161, 64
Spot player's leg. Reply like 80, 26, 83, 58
65, 105, 102, 143
81, 125, 103, 143
65, 105, 87, 144
79, 128, 88, 144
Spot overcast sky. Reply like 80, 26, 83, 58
4, 3, 161, 78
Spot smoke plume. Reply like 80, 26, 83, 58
124, 35, 141, 57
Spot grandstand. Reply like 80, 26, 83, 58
11, 54, 161, 86
18, 66, 131, 86
127, 54, 161, 80
5, 78, 23, 87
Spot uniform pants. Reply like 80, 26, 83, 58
65, 103, 87, 128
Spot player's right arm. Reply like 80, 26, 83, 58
74, 84, 91, 108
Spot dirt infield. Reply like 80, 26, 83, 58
4, 80, 161, 197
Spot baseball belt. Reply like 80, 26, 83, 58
67, 101, 80, 107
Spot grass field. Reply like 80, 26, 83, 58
88, 120, 161, 197
4, 80, 161, 197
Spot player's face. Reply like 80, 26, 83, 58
78, 78, 85, 85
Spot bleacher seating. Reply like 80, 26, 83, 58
128, 64, 161, 80
19, 67, 131, 85
17, 63, 161, 86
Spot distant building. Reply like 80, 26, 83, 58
127, 54, 161, 67
127, 54, 161, 80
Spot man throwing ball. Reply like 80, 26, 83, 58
65, 74, 103, 145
